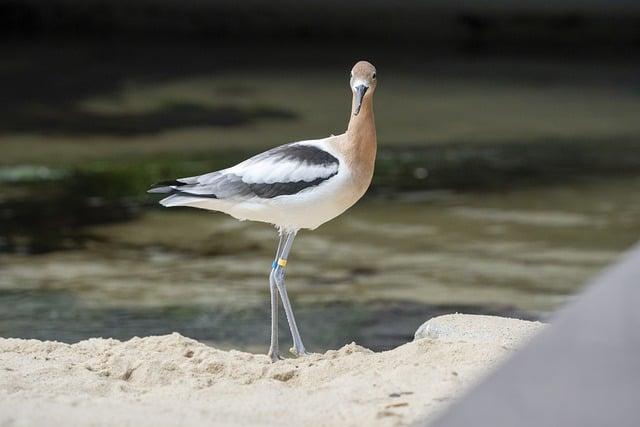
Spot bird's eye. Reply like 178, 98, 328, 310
372, 73, 376, 79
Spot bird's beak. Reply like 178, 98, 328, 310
354, 84, 368, 116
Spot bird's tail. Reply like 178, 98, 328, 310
147, 180, 185, 194
157, 194, 204, 207
148, 179, 206, 207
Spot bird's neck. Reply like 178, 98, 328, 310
346, 94, 377, 152
340, 93, 376, 197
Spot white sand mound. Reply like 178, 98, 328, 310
0, 314, 543, 427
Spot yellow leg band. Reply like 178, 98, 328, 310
277, 258, 287, 267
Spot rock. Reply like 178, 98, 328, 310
414, 313, 544, 349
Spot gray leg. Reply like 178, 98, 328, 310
268, 234, 286, 362
273, 230, 308, 357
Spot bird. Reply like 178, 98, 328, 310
148, 61, 378, 362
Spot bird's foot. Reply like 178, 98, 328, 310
268, 351, 284, 363
289, 347, 310, 358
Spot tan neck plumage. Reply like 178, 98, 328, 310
348, 91, 376, 135
339, 91, 377, 193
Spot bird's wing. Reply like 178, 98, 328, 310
149, 142, 340, 201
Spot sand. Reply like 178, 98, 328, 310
0, 314, 543, 427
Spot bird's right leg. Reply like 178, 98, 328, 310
273, 231, 308, 357
267, 233, 286, 362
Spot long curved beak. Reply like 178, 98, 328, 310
354, 84, 368, 116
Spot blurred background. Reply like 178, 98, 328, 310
1, 0, 639, 353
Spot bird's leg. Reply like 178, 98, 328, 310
273, 230, 308, 357
268, 233, 286, 362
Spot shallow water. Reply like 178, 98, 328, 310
1, 176, 638, 352
2, 44, 640, 352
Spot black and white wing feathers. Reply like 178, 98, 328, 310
149, 143, 339, 203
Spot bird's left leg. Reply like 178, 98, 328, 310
273, 230, 309, 357
268, 233, 286, 362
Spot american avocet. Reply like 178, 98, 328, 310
149, 61, 377, 361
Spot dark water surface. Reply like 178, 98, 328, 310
0, 287, 533, 353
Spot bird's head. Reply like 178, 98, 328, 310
350, 61, 377, 116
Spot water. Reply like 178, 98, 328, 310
1, 176, 638, 352
2, 42, 640, 352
